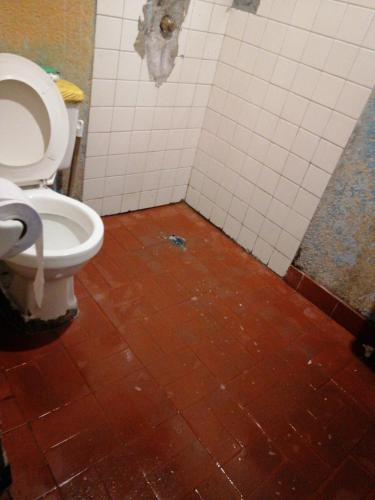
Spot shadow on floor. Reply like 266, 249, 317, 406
351, 305, 375, 371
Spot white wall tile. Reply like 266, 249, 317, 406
302, 165, 330, 197
291, 129, 319, 161
93, 49, 119, 79
337, 5, 374, 45
323, 112, 356, 147
268, 250, 290, 276
88, 107, 113, 133
312, 0, 346, 37
312, 73, 345, 108
324, 41, 359, 79
95, 15, 122, 50
91, 79, 116, 107
97, 0, 124, 17
335, 82, 371, 119
274, 177, 299, 207
282, 153, 309, 185
312, 139, 343, 174
292, 0, 322, 30
349, 48, 375, 88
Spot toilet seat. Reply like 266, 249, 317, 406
0, 54, 103, 323
6, 188, 103, 269
0, 53, 69, 186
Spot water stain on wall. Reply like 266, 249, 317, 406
0, 0, 96, 199
295, 90, 375, 320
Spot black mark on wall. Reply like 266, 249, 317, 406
232, 0, 260, 14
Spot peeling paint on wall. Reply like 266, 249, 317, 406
232, 0, 260, 14
295, 89, 375, 321
135, 0, 191, 86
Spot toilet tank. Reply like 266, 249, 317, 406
59, 103, 84, 170
54, 79, 85, 170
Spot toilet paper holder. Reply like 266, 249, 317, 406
0, 220, 24, 259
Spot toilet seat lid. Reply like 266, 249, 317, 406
0, 53, 69, 186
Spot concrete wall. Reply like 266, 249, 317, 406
295, 89, 375, 320
187, 0, 375, 277
0, 0, 96, 198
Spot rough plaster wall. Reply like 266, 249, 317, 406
295, 90, 375, 320
0, 0, 96, 199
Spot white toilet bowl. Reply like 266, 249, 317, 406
5, 188, 103, 321
0, 53, 103, 323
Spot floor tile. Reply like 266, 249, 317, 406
223, 438, 283, 498
71, 295, 115, 337
0, 327, 62, 370
226, 355, 287, 408
7, 347, 89, 420
134, 414, 198, 474
287, 406, 352, 468
80, 347, 142, 391
31, 394, 106, 452
95, 369, 176, 440
146, 440, 217, 499
96, 281, 158, 328
165, 365, 219, 410
3, 426, 57, 500
146, 348, 203, 386
77, 261, 111, 299
274, 428, 331, 491
59, 466, 109, 499
352, 425, 375, 477
194, 337, 254, 382
195, 468, 242, 499
183, 397, 242, 463
3, 203, 374, 499
333, 359, 375, 415
92, 252, 133, 288
0, 397, 25, 432
0, 369, 11, 400
108, 224, 144, 251
66, 330, 128, 370
319, 457, 374, 499
46, 422, 117, 485
119, 318, 165, 365
8, 465, 57, 500
3, 424, 46, 476
250, 461, 314, 499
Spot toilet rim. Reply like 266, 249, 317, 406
6, 190, 104, 269
0, 53, 69, 186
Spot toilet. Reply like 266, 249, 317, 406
0, 53, 104, 323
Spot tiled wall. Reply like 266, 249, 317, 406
83, 0, 231, 215
187, 0, 375, 276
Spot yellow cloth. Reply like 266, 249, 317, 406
56, 79, 84, 103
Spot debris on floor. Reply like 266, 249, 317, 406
167, 234, 186, 249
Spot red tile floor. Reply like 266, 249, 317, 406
0, 202, 374, 499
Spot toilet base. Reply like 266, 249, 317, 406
8, 273, 78, 323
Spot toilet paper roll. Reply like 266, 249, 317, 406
0, 178, 43, 258
0, 178, 44, 308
